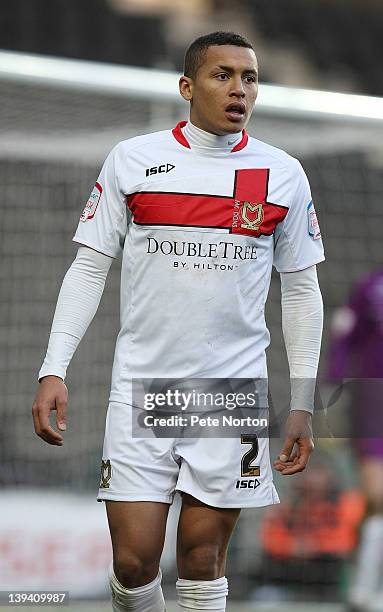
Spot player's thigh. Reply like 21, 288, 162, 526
176, 493, 240, 579
106, 500, 170, 581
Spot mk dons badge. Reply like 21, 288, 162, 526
240, 201, 264, 231
80, 181, 103, 222
100, 459, 112, 489
232, 199, 265, 237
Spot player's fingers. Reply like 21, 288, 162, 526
32, 402, 42, 436
273, 443, 300, 471
36, 403, 63, 445
278, 458, 307, 475
289, 443, 300, 461
39, 427, 64, 446
278, 440, 313, 475
273, 457, 298, 471
55, 398, 67, 431
277, 436, 296, 463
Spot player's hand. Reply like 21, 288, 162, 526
31, 375, 68, 446
273, 410, 314, 475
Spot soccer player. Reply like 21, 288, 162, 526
32, 31, 324, 611
328, 270, 383, 612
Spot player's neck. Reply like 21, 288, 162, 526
183, 120, 242, 150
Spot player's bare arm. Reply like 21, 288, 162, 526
32, 375, 68, 446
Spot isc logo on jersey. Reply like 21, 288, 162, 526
145, 163, 175, 177
80, 182, 103, 222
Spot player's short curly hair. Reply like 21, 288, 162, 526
183, 31, 254, 80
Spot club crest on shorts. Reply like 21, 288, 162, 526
232, 200, 264, 236
307, 200, 321, 240
80, 181, 103, 222
100, 459, 112, 488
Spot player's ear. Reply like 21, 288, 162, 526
179, 76, 193, 102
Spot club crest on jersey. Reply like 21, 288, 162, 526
232, 200, 264, 236
99, 459, 112, 488
80, 181, 103, 222
307, 200, 321, 240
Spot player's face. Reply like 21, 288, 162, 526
180, 45, 258, 135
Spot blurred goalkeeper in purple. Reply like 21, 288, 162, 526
327, 269, 383, 612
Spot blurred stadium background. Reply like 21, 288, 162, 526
1, 0, 383, 609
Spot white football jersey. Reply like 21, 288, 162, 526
73, 122, 325, 404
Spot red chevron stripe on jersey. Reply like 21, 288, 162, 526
129, 192, 232, 228
128, 169, 288, 237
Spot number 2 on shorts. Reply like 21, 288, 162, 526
240, 434, 260, 477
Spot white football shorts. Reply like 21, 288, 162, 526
97, 402, 280, 508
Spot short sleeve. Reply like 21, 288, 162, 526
273, 160, 325, 272
73, 143, 129, 258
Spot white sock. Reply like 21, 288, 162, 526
109, 565, 165, 611
176, 576, 228, 611
349, 515, 383, 607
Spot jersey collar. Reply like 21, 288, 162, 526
172, 121, 249, 153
